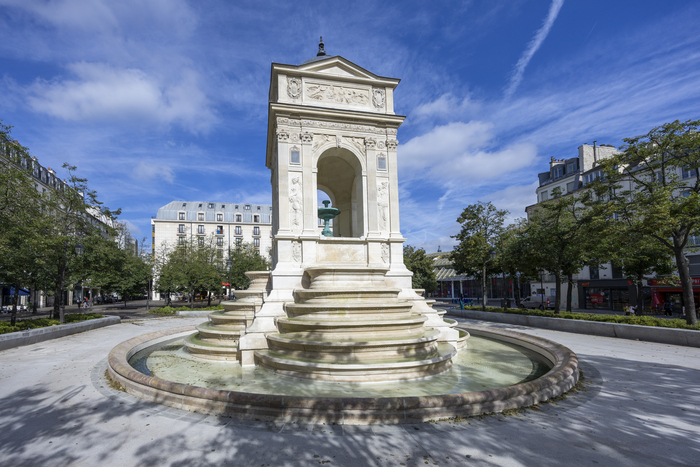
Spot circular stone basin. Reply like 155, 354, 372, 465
108, 323, 579, 424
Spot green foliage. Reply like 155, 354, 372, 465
0, 313, 104, 335
451, 202, 508, 310
462, 305, 700, 330
403, 245, 438, 293
592, 119, 700, 325
227, 242, 270, 290
149, 304, 224, 315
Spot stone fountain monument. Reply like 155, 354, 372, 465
185, 38, 467, 379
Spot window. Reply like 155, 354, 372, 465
178, 224, 185, 233
611, 263, 623, 279
377, 155, 387, 170
540, 191, 548, 202
244, 204, 251, 210
198, 212, 204, 221
221, 204, 225, 209
179, 212, 185, 220
254, 215, 260, 223
235, 226, 242, 235
182, 203, 187, 208
216, 249, 223, 258
682, 167, 698, 179
198, 237, 204, 246
198, 225, 204, 234
208, 203, 214, 209
290, 148, 300, 164
254, 238, 260, 247
236, 214, 242, 222
253, 226, 260, 236
217, 213, 223, 221
217, 237, 224, 246
590, 266, 600, 280
216, 225, 224, 234
179, 237, 186, 244
553, 166, 564, 179
566, 182, 575, 192
567, 160, 578, 174
236, 237, 242, 246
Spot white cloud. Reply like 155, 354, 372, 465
504, 0, 565, 99
26, 62, 216, 132
400, 121, 538, 182
132, 161, 174, 183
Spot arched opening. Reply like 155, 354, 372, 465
316, 148, 365, 237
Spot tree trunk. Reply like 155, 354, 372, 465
636, 273, 645, 315
481, 263, 487, 311
673, 242, 697, 325
554, 271, 561, 314
10, 285, 20, 326
190, 287, 195, 310
566, 274, 574, 312
207, 291, 211, 307
513, 277, 521, 307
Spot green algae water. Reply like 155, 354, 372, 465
128, 334, 551, 398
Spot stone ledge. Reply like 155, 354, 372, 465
0, 316, 121, 352
107, 323, 578, 424
449, 309, 700, 347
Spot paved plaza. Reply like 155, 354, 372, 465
0, 316, 698, 466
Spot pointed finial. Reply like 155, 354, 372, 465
317, 36, 326, 57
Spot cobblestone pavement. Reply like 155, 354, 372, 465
0, 316, 698, 466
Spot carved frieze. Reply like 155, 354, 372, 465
289, 176, 303, 230
305, 83, 369, 106
365, 137, 377, 150
386, 139, 398, 150
377, 181, 389, 231
287, 77, 302, 99
381, 243, 390, 263
372, 88, 385, 109
276, 117, 399, 136
292, 241, 302, 263
335, 135, 342, 148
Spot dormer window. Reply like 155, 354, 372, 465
182, 203, 187, 208
236, 214, 242, 222
244, 204, 251, 210
179, 212, 185, 220
208, 203, 214, 209
198, 212, 204, 221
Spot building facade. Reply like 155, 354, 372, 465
526, 142, 700, 312
151, 200, 273, 258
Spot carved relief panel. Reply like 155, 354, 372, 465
289, 174, 303, 233
377, 180, 389, 232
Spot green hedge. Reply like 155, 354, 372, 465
460, 305, 700, 331
0, 313, 105, 335
149, 304, 225, 315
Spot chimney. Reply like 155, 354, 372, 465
593, 141, 598, 166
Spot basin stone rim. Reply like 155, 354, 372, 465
107, 322, 579, 423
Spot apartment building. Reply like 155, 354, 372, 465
151, 200, 273, 258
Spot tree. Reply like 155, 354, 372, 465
497, 221, 542, 308
451, 202, 508, 311
0, 126, 51, 325
158, 235, 223, 309
593, 119, 700, 324
403, 245, 438, 294
227, 242, 270, 291
523, 187, 612, 313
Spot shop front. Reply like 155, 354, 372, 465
649, 278, 700, 314
578, 280, 636, 311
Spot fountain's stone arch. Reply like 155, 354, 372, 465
316, 147, 364, 237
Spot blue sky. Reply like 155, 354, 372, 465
1, 0, 699, 252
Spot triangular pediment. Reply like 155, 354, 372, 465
299, 56, 379, 80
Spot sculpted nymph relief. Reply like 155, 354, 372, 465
289, 176, 303, 229
377, 181, 389, 231
381, 243, 390, 263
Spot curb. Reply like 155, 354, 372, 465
448, 309, 700, 347
0, 316, 121, 352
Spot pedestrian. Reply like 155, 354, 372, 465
663, 300, 672, 317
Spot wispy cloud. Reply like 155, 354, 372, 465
26, 62, 216, 132
504, 0, 565, 99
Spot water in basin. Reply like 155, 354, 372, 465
129, 334, 551, 398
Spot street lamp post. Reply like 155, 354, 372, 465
226, 257, 232, 300
539, 268, 545, 309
